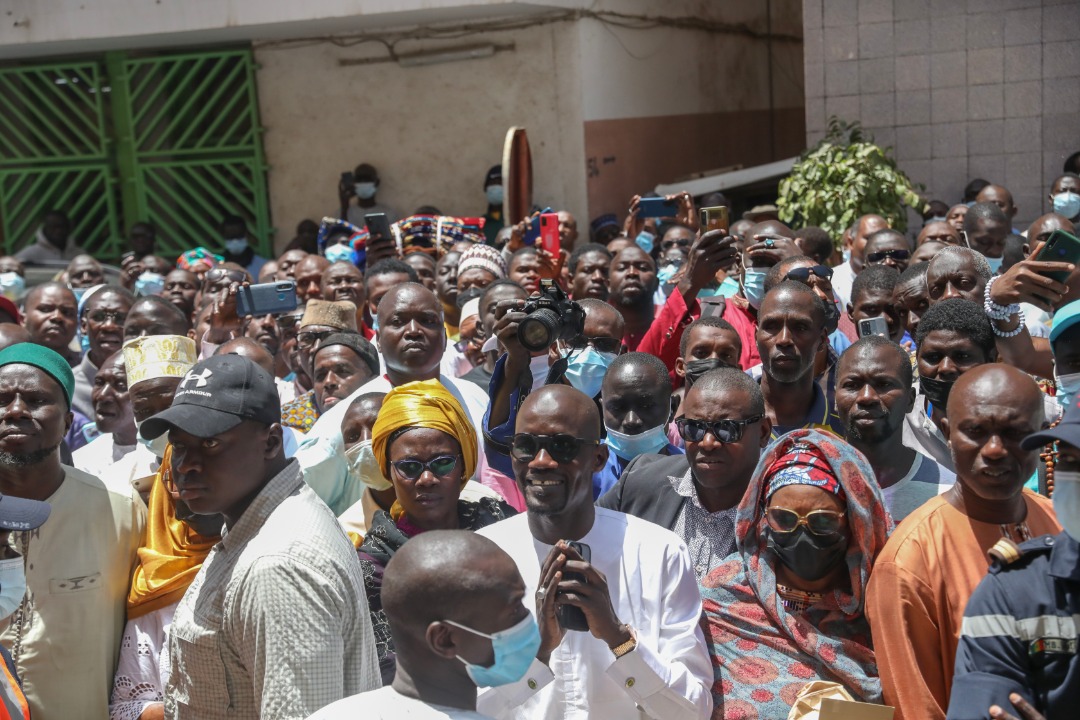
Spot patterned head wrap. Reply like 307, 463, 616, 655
764, 441, 847, 502
457, 243, 507, 280
371, 379, 478, 485
176, 247, 223, 272
390, 214, 487, 258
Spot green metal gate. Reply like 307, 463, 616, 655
0, 48, 271, 263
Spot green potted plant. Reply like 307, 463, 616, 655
777, 116, 926, 242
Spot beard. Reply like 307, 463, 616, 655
0, 443, 58, 467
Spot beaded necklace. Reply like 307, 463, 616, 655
776, 584, 825, 614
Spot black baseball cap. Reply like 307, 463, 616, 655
0, 493, 51, 532
140, 354, 281, 440
1022, 399, 1080, 450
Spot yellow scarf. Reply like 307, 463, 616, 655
371, 380, 477, 522
127, 446, 220, 618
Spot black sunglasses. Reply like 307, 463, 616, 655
566, 335, 622, 354
391, 455, 460, 481
866, 249, 911, 264
510, 433, 598, 464
205, 267, 247, 285
675, 416, 763, 443
784, 265, 833, 283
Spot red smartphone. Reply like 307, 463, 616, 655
539, 212, 560, 255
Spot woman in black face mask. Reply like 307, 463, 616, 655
698, 429, 894, 718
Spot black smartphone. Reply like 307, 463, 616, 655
858, 316, 889, 338
365, 213, 392, 241
637, 196, 677, 219
236, 281, 298, 317
340, 171, 354, 188
556, 540, 591, 632
1034, 229, 1080, 283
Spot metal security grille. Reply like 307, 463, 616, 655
0, 62, 120, 258
0, 49, 270, 263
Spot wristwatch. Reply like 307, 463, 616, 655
610, 624, 638, 659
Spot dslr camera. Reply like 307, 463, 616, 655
517, 279, 586, 352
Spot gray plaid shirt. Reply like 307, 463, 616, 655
164, 460, 379, 719
669, 469, 739, 582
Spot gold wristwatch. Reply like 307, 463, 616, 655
610, 624, 638, 658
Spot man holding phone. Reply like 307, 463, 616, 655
336, 163, 400, 227
477, 384, 712, 720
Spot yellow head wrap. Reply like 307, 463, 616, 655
127, 445, 220, 618
371, 379, 478, 489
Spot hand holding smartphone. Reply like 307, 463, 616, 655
699, 206, 730, 234
556, 541, 591, 632
236, 281, 298, 317
539, 213, 560, 255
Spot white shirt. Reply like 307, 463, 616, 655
110, 602, 176, 720
475, 509, 712, 720
308, 686, 493, 719
831, 260, 857, 308
73, 433, 136, 486
297, 373, 490, 515
879, 451, 956, 523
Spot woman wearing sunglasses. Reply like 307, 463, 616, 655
699, 429, 893, 718
357, 380, 516, 685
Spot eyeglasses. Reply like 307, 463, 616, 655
205, 268, 247, 285
87, 310, 127, 325
296, 329, 334, 349
566, 335, 622, 354
661, 237, 692, 249
510, 433, 598, 464
784, 265, 833, 283
391, 455, 460, 481
866, 249, 911, 264
765, 507, 846, 536
675, 416, 763, 443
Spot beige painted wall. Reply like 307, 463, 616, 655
254, 21, 587, 252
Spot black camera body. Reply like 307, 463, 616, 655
517, 279, 585, 352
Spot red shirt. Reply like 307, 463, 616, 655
636, 289, 760, 385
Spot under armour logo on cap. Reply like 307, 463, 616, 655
181, 368, 213, 389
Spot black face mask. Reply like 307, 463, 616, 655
919, 374, 955, 413
684, 357, 736, 386
821, 296, 840, 335
766, 527, 847, 582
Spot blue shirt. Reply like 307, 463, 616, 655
947, 532, 1080, 720
592, 442, 684, 500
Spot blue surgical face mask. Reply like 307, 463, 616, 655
224, 237, 249, 255
605, 423, 669, 460
486, 184, 504, 206
697, 285, 725, 298
1056, 371, 1080, 410
445, 614, 541, 687
324, 243, 359, 266
985, 255, 1004, 275
925, 215, 947, 225
354, 182, 377, 200
71, 285, 87, 303
135, 419, 170, 458
1053, 470, 1080, 542
0, 272, 25, 301
134, 271, 165, 296
741, 267, 768, 309
1052, 191, 1080, 219
635, 231, 655, 254
564, 346, 618, 399
657, 263, 679, 284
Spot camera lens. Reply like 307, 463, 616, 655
518, 309, 561, 352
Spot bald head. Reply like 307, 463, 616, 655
519, 384, 602, 440
849, 214, 889, 271
917, 221, 961, 247
951, 364, 1044, 425
1027, 213, 1075, 245
376, 282, 441, 322
216, 336, 275, 375
976, 184, 1017, 221
383, 531, 522, 634
0, 323, 30, 352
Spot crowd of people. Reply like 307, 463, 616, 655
0, 159, 1077, 720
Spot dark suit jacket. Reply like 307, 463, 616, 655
596, 452, 690, 531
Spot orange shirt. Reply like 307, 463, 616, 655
865, 491, 1060, 720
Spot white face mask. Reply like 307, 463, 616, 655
530, 354, 552, 391
0, 556, 27, 621
354, 182, 378, 200
1056, 372, 1080, 410
1053, 470, 1080, 542
135, 419, 170, 458
223, 237, 249, 255
346, 439, 392, 492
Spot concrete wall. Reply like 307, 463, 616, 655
580, 1, 806, 219
254, 22, 587, 247
803, 0, 1080, 230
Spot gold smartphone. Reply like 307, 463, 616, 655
699, 206, 729, 233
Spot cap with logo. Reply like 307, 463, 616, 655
139, 354, 281, 440
0, 493, 51, 532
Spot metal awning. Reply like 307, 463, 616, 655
654, 157, 797, 197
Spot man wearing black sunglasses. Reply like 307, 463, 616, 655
477, 384, 713, 719
863, 228, 912, 273
599, 367, 770, 581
